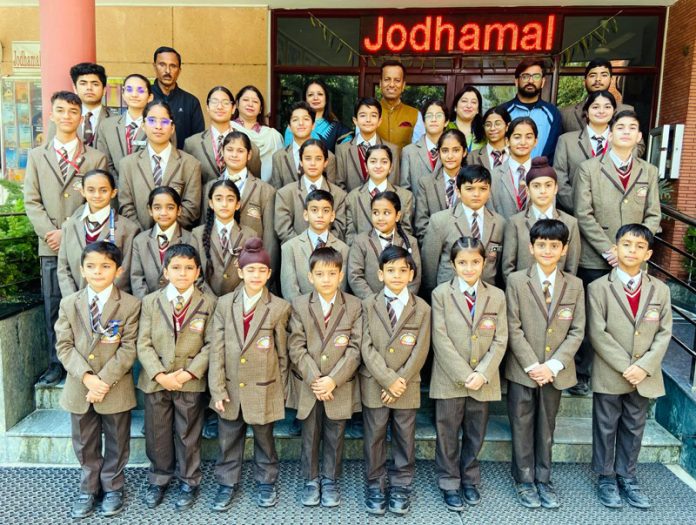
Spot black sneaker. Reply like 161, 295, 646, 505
388, 487, 411, 515
70, 493, 97, 519
597, 475, 623, 508
617, 476, 651, 509
365, 487, 386, 515
211, 484, 238, 512
515, 482, 541, 508
442, 489, 465, 511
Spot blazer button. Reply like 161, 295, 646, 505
64, 192, 69, 198
239, 382, 245, 387
471, 335, 478, 341
547, 328, 553, 334
223, 273, 229, 279
635, 331, 640, 336
88, 354, 95, 360
471, 358, 478, 364
240, 358, 246, 364
321, 355, 327, 360
633, 354, 641, 359
545, 346, 551, 353
623, 199, 628, 204
388, 348, 395, 353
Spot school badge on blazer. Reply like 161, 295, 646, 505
557, 307, 574, 321
246, 205, 261, 219
480, 317, 496, 330
189, 318, 205, 333
256, 336, 271, 349
334, 334, 349, 347
400, 333, 417, 346
100, 320, 121, 343
72, 179, 83, 191
636, 185, 648, 198
644, 307, 660, 322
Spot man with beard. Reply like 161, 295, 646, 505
500, 60, 562, 163
376, 60, 425, 149
151, 46, 205, 150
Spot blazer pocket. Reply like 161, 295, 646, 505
256, 379, 276, 387
633, 183, 648, 203
555, 304, 576, 322
643, 303, 661, 322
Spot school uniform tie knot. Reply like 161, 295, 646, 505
57, 147, 70, 179
386, 295, 399, 328
464, 290, 476, 315
157, 234, 169, 250
626, 279, 636, 292
592, 135, 605, 155
83, 112, 94, 145
359, 142, 370, 158
308, 183, 317, 193
89, 296, 101, 332
378, 233, 393, 247
542, 280, 552, 305
315, 236, 327, 250
219, 227, 229, 253
173, 295, 185, 313
517, 166, 528, 210
429, 147, 439, 169
491, 149, 504, 167
125, 121, 139, 154
370, 187, 379, 199
446, 177, 456, 208
152, 154, 163, 186
470, 211, 481, 240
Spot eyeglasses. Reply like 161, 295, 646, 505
209, 99, 233, 108
519, 73, 543, 82
124, 85, 147, 95
145, 116, 173, 127
484, 121, 506, 130
424, 112, 446, 121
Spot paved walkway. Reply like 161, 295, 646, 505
1, 461, 695, 524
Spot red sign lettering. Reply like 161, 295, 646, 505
361, 14, 558, 55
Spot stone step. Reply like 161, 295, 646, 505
2, 408, 680, 466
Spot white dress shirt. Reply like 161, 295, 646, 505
384, 286, 410, 323
148, 143, 172, 176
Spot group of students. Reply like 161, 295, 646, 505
22, 55, 672, 520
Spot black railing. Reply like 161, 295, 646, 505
648, 204, 696, 389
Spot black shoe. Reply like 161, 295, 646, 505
515, 482, 541, 508
211, 484, 238, 512
174, 483, 198, 511
365, 488, 387, 515
388, 487, 411, 515
144, 484, 166, 509
301, 478, 320, 507
257, 483, 278, 507
71, 493, 97, 519
462, 484, 481, 506
597, 475, 623, 508
617, 476, 651, 509
101, 490, 124, 517
202, 414, 218, 439
442, 489, 465, 511
320, 478, 340, 507
567, 378, 590, 396
288, 417, 302, 437
345, 418, 364, 439
536, 482, 560, 509
38, 363, 64, 386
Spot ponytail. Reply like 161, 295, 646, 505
201, 207, 215, 282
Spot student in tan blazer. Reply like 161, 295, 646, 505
58, 170, 140, 296
137, 244, 215, 511
490, 117, 538, 219
95, 74, 153, 176
587, 225, 672, 510
414, 129, 468, 241
55, 242, 140, 519
421, 165, 505, 297
572, 110, 661, 394
335, 97, 400, 192
399, 99, 447, 193
208, 238, 291, 510
271, 101, 337, 189
348, 191, 420, 299
280, 190, 349, 301
275, 139, 347, 243
131, 187, 192, 299
430, 237, 507, 511
346, 145, 413, 245
505, 220, 585, 509
24, 91, 108, 386
192, 180, 256, 297
468, 107, 511, 173
554, 90, 615, 213
501, 157, 580, 282
361, 246, 431, 516
288, 248, 362, 508
118, 101, 202, 230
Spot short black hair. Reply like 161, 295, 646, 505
51, 91, 82, 108
289, 101, 316, 124
153, 46, 181, 66
529, 219, 570, 246
514, 59, 547, 78
163, 243, 201, 268
616, 223, 654, 249
148, 186, 182, 208
354, 97, 382, 118
456, 164, 491, 189
82, 169, 115, 190
582, 90, 617, 119
584, 58, 613, 77
124, 73, 152, 95
81, 241, 122, 267
380, 60, 406, 78
305, 189, 334, 210
379, 245, 417, 279
309, 246, 343, 271
610, 109, 640, 129
70, 62, 107, 87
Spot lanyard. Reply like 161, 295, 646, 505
54, 143, 84, 172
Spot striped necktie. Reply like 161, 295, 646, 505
517, 165, 528, 210
470, 211, 480, 240
446, 178, 456, 208
491, 150, 504, 167
464, 290, 476, 315
83, 112, 94, 146
125, 121, 139, 155
592, 135, 606, 156
216, 134, 225, 174
323, 303, 333, 327
386, 295, 399, 328
542, 280, 552, 310
152, 155, 163, 186
220, 227, 229, 253
315, 236, 326, 250
57, 147, 70, 180
370, 187, 379, 199
89, 296, 101, 332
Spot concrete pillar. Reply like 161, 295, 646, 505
39, 0, 96, 129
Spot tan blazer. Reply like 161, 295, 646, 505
208, 288, 291, 425
130, 224, 192, 299
505, 266, 585, 390
421, 205, 505, 293
183, 128, 262, 185
347, 230, 421, 300
118, 147, 202, 230
270, 144, 338, 189
360, 290, 431, 409
95, 113, 147, 176
468, 146, 492, 172
57, 205, 140, 296
414, 167, 458, 242
345, 181, 414, 246
588, 271, 672, 398
400, 137, 441, 193
274, 178, 347, 244
280, 230, 349, 302
23, 142, 108, 256
191, 221, 257, 297
46, 106, 112, 147
490, 161, 530, 220
55, 287, 140, 414
501, 207, 580, 282
429, 279, 507, 401
288, 291, 363, 420
335, 136, 400, 192
137, 287, 215, 393
553, 128, 596, 213
574, 154, 661, 270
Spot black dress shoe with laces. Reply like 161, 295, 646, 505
174, 483, 198, 511
462, 484, 481, 505
144, 484, 166, 509
211, 484, 238, 512
515, 482, 541, 508
442, 489, 465, 511
365, 487, 386, 515
101, 490, 124, 517
71, 493, 97, 519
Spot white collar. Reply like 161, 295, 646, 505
87, 284, 113, 310
165, 283, 194, 304
243, 287, 264, 310
307, 228, 328, 247
587, 125, 609, 140
319, 293, 337, 316
83, 105, 102, 118
425, 136, 437, 151
486, 144, 507, 155
292, 140, 303, 155
609, 149, 632, 169
53, 136, 79, 156
215, 219, 236, 238
458, 278, 479, 296
80, 205, 111, 224
461, 203, 485, 222
536, 264, 558, 289
531, 204, 554, 220
155, 222, 178, 240
356, 131, 377, 146
148, 143, 172, 163
368, 179, 388, 193
616, 268, 642, 288
303, 175, 323, 191
225, 167, 248, 182
384, 286, 409, 305
211, 125, 232, 141
125, 112, 143, 127
508, 157, 532, 175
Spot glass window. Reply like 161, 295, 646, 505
374, 84, 447, 113
561, 16, 659, 67
277, 17, 360, 67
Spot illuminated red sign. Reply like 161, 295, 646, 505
361, 14, 559, 54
